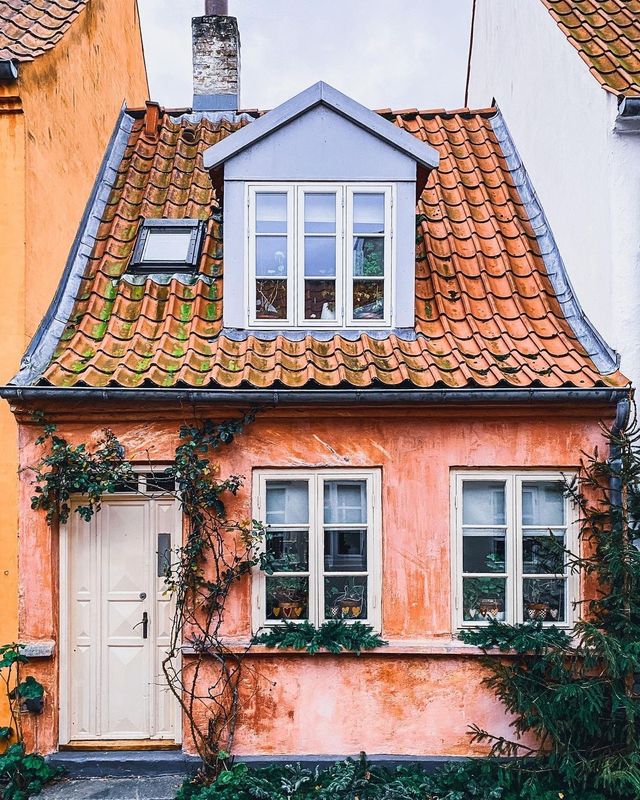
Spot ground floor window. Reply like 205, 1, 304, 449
452, 471, 576, 628
253, 469, 382, 630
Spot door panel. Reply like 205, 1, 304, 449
100, 502, 150, 738
65, 495, 179, 742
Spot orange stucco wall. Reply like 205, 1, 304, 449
0, 0, 148, 726
11, 401, 612, 756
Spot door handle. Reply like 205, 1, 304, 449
133, 611, 149, 639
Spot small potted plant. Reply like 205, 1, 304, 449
525, 581, 553, 621
271, 582, 307, 620
329, 583, 365, 619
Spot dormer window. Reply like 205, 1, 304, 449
247, 184, 393, 327
130, 219, 205, 274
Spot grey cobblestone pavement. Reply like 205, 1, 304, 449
39, 776, 184, 799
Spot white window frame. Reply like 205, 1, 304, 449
451, 471, 578, 630
252, 468, 382, 633
246, 183, 394, 329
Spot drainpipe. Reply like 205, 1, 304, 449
609, 396, 631, 509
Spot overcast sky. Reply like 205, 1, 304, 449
138, 1, 473, 111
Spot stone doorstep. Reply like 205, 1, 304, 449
40, 775, 185, 800
47, 750, 467, 779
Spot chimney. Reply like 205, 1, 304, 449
192, 1, 240, 112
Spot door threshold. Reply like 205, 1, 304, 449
61, 740, 181, 751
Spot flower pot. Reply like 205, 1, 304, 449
526, 602, 551, 621
272, 600, 306, 619
478, 598, 502, 619
331, 598, 363, 619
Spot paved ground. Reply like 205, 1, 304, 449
39, 776, 185, 800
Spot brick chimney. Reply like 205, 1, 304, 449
192, 0, 240, 112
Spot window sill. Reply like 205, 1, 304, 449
181, 638, 505, 657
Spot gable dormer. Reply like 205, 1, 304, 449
203, 82, 439, 330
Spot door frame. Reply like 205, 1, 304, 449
59, 482, 182, 746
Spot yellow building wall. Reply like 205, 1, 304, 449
0, 0, 148, 730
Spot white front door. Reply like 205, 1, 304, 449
60, 494, 180, 742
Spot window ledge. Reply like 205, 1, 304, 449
19, 640, 56, 659
181, 638, 505, 657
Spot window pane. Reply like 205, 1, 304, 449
305, 193, 336, 234
304, 280, 336, 321
523, 531, 565, 574
266, 576, 308, 621
462, 577, 506, 622
256, 279, 287, 319
352, 280, 384, 320
325, 577, 367, 620
305, 237, 336, 277
324, 480, 367, 524
142, 231, 192, 262
523, 578, 565, 622
462, 535, 505, 573
266, 529, 309, 572
266, 481, 309, 524
256, 237, 287, 277
256, 193, 287, 234
324, 529, 367, 571
462, 481, 506, 526
353, 193, 385, 234
522, 481, 565, 526
353, 237, 384, 277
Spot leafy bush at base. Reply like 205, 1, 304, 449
0, 744, 62, 800
175, 755, 612, 800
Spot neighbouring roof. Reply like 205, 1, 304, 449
12, 101, 627, 391
541, 0, 640, 96
0, 0, 87, 62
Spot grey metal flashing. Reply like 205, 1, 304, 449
491, 109, 620, 375
220, 327, 418, 342
170, 110, 253, 126
12, 107, 135, 387
202, 81, 440, 171
193, 92, 238, 111
0, 386, 627, 406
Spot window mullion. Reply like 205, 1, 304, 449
314, 473, 323, 626
513, 475, 522, 624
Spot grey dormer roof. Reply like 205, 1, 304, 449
203, 81, 440, 172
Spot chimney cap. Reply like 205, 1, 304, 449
205, 0, 228, 14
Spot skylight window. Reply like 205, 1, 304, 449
130, 219, 205, 273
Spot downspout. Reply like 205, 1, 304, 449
609, 396, 631, 509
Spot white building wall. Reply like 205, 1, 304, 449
467, 0, 640, 387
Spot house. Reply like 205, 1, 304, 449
0, 3, 630, 761
0, 0, 148, 675
466, 0, 640, 391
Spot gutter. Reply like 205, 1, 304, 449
0, 386, 628, 406
615, 97, 640, 134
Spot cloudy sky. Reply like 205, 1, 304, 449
137, 1, 473, 111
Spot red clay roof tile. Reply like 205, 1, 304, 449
0, 0, 87, 61
38, 106, 627, 391
541, 0, 640, 94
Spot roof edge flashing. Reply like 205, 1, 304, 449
491, 109, 620, 376
202, 81, 440, 172
11, 106, 135, 387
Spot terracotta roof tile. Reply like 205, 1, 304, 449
0, 0, 87, 61
37, 106, 627, 391
541, 0, 640, 94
